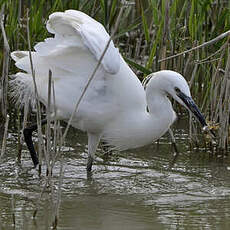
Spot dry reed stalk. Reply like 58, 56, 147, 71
49, 79, 61, 175
159, 30, 230, 63
50, 83, 62, 172
183, 50, 193, 77
51, 121, 62, 170
141, 40, 148, 64
0, 114, 9, 160
0, 5, 10, 118
215, 62, 229, 121
210, 41, 228, 121
187, 54, 199, 147
188, 113, 193, 149
195, 43, 225, 64
51, 90, 62, 170
183, 41, 198, 78
11, 194, 15, 226
212, 44, 229, 118
52, 81, 58, 154
44, 70, 52, 176
124, 32, 131, 58
52, 159, 65, 229
189, 113, 199, 149
218, 45, 230, 150
134, 38, 141, 60
189, 63, 198, 88
33, 179, 49, 219
17, 97, 30, 163
17, 111, 22, 163
21, 97, 30, 138
26, 10, 44, 172
160, 0, 169, 70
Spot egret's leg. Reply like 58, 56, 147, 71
87, 133, 101, 172
168, 128, 178, 154
168, 128, 180, 169
23, 119, 47, 167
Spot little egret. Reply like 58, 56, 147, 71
11, 10, 208, 171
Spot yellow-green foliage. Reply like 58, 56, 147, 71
1, 0, 230, 150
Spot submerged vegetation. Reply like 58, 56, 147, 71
0, 0, 230, 158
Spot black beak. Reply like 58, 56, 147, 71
177, 91, 207, 127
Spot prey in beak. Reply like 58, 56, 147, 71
176, 90, 215, 137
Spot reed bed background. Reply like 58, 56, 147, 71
0, 0, 230, 228
1, 0, 230, 156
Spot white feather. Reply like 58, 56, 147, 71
10, 10, 146, 136
46, 10, 120, 74
11, 10, 199, 158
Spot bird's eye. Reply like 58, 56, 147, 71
174, 87, 181, 93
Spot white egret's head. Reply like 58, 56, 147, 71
146, 70, 207, 127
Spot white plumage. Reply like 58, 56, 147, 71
11, 10, 207, 171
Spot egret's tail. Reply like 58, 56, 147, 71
10, 51, 36, 107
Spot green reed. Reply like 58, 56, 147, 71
0, 1, 229, 228
1, 0, 230, 153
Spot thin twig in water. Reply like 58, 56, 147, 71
45, 70, 52, 175
17, 96, 30, 164
11, 194, 15, 226
17, 110, 22, 163
26, 9, 44, 172
52, 159, 65, 229
0, 114, 9, 160
51, 81, 61, 171
33, 179, 49, 219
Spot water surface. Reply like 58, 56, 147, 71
0, 121, 230, 230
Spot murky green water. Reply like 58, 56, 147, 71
1, 120, 230, 230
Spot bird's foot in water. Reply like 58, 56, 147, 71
86, 153, 112, 171
86, 156, 94, 172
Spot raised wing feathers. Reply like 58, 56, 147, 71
11, 10, 147, 135
45, 10, 120, 74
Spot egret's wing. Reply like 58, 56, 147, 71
39, 10, 120, 74
11, 10, 146, 133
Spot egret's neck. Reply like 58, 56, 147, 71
146, 89, 176, 128
102, 90, 176, 151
